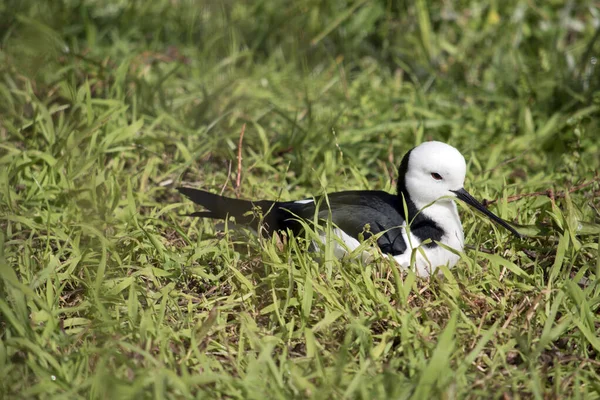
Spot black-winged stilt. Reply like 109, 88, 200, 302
178, 141, 521, 276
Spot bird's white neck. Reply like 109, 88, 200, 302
420, 200, 465, 252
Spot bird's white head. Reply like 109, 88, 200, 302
397, 141, 522, 237
399, 141, 466, 209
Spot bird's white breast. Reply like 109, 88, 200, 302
393, 200, 464, 277
317, 200, 465, 277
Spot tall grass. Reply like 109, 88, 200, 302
1, 0, 599, 398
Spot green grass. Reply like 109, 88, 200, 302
1, 0, 600, 398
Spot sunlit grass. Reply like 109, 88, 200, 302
1, 1, 600, 398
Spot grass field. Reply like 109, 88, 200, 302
1, 1, 600, 398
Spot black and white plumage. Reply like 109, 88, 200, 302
177, 141, 521, 276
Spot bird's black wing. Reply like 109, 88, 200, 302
177, 187, 281, 230
177, 188, 426, 256
281, 191, 408, 256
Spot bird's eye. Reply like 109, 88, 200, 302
431, 172, 443, 181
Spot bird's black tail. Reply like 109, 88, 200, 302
177, 187, 277, 228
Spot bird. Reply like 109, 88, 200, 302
177, 141, 522, 277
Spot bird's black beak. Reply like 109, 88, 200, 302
452, 188, 523, 238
